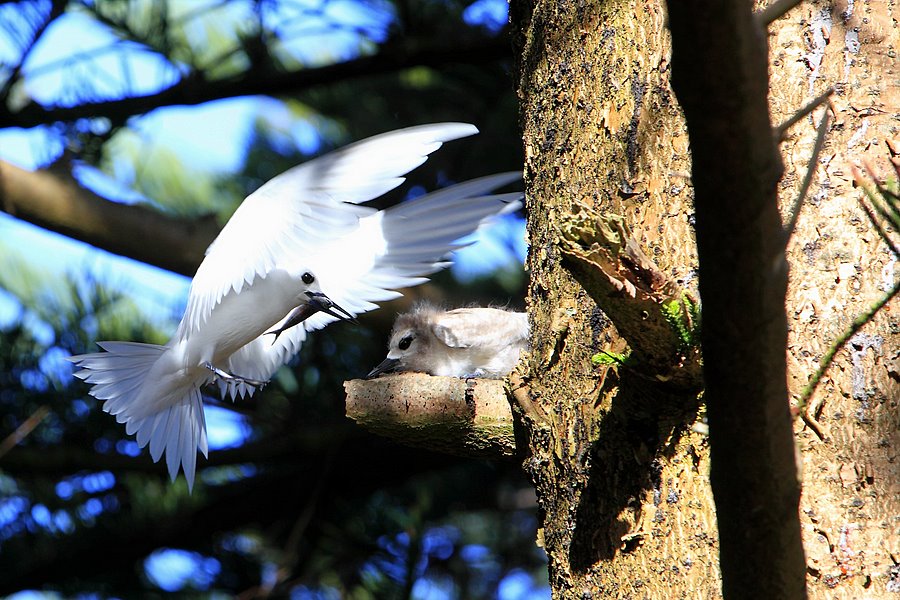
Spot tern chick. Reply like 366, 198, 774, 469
368, 304, 529, 379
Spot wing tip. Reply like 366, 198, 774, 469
408, 122, 479, 142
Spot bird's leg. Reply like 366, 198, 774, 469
204, 363, 268, 390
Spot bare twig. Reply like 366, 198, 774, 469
800, 393, 827, 440
0, 405, 50, 460
757, 0, 806, 26
507, 369, 549, 425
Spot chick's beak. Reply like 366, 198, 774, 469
366, 357, 401, 379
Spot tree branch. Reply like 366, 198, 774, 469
344, 373, 516, 458
1, 36, 513, 129
557, 206, 702, 389
0, 0, 66, 100
0, 159, 218, 276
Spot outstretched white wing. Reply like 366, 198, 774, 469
178, 123, 480, 337
225, 173, 523, 383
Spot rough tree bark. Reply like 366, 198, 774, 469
666, 1, 805, 596
3, 0, 898, 595
507, 0, 900, 597
510, 0, 715, 595
772, 0, 900, 596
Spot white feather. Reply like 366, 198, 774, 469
225, 177, 522, 382
180, 123, 480, 336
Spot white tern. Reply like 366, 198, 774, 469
68, 123, 522, 490
367, 303, 529, 379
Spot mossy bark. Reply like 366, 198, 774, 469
510, 0, 900, 597
510, 0, 713, 596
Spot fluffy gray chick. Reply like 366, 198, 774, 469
367, 304, 528, 379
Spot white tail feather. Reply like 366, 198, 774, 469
68, 342, 209, 491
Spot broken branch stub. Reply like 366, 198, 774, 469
557, 203, 702, 389
344, 373, 516, 458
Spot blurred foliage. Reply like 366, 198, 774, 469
0, 253, 542, 597
0, 0, 542, 596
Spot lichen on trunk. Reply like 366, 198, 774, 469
510, 0, 713, 595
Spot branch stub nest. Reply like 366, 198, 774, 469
344, 373, 516, 458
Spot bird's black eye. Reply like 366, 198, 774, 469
398, 335, 414, 350
301, 272, 315, 285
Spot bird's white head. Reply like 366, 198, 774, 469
265, 268, 357, 341
294, 269, 353, 319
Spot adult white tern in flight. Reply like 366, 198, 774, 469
367, 303, 529, 379
69, 123, 521, 490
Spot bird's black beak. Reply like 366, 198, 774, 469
366, 357, 401, 379
305, 291, 358, 324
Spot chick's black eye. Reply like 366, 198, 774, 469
301, 272, 315, 285
398, 335, 414, 350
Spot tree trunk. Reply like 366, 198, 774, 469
666, 0, 805, 596
510, 0, 900, 596
511, 0, 716, 595
774, 0, 900, 596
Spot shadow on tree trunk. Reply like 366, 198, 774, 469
569, 372, 702, 570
